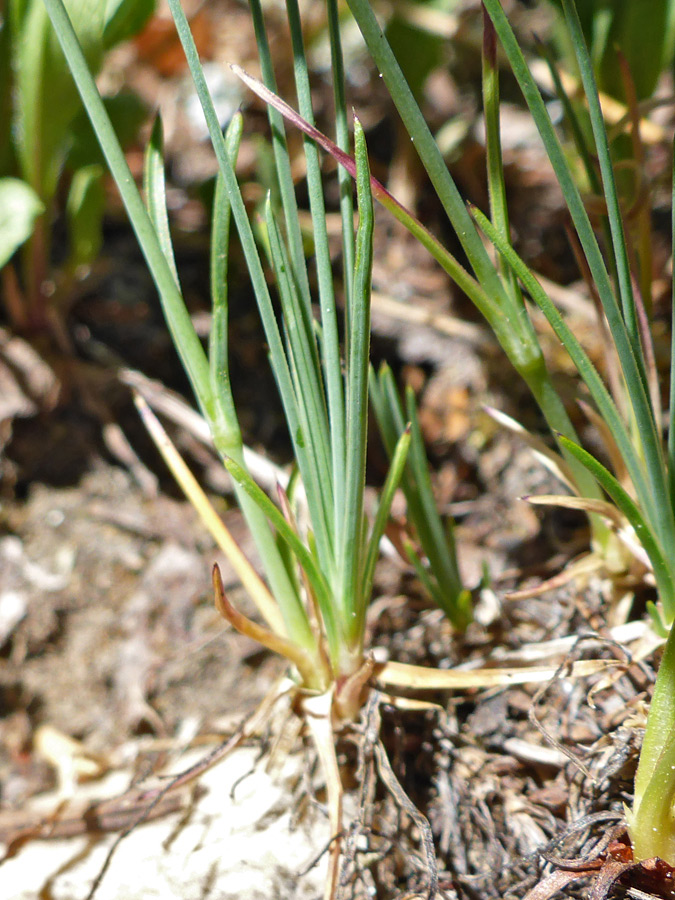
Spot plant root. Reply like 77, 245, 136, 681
302, 689, 344, 900
338, 690, 438, 900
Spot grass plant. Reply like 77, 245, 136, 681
39, 0, 480, 889
233, 0, 675, 868
41, 0, 675, 877
340, 0, 675, 865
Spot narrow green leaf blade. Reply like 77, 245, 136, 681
143, 115, 179, 288
326, 0, 355, 315
42, 0, 213, 420
209, 112, 243, 447
371, 363, 469, 628
223, 454, 340, 660
482, 0, 675, 558
359, 426, 412, 629
339, 118, 374, 623
560, 0, 640, 361
344, 0, 512, 311
65, 164, 105, 268
470, 203, 657, 531
283, 0, 346, 517
248, 0, 312, 317
264, 200, 334, 571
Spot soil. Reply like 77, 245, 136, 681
1, 1, 672, 898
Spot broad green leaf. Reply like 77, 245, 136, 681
633, 622, 675, 813
0, 178, 44, 269
630, 622, 675, 863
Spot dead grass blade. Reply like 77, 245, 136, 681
374, 658, 622, 690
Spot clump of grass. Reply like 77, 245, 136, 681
340, 0, 675, 864
42, 0, 476, 891
43, 0, 675, 877
230, 0, 675, 868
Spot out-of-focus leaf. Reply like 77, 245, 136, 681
549, 0, 675, 101
66, 165, 105, 268
67, 91, 149, 170
10, 0, 107, 199
594, 0, 674, 100
0, 15, 14, 175
385, 13, 443, 101
0, 178, 45, 269
103, 0, 155, 49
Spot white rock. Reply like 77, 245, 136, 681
1, 744, 328, 900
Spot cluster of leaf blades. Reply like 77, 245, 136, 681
217, 0, 675, 866
336, 0, 675, 864
41, 0, 474, 719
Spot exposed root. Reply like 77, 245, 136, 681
72, 674, 439, 900
527, 634, 634, 781
302, 689, 344, 900
371, 695, 438, 900
338, 691, 438, 900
